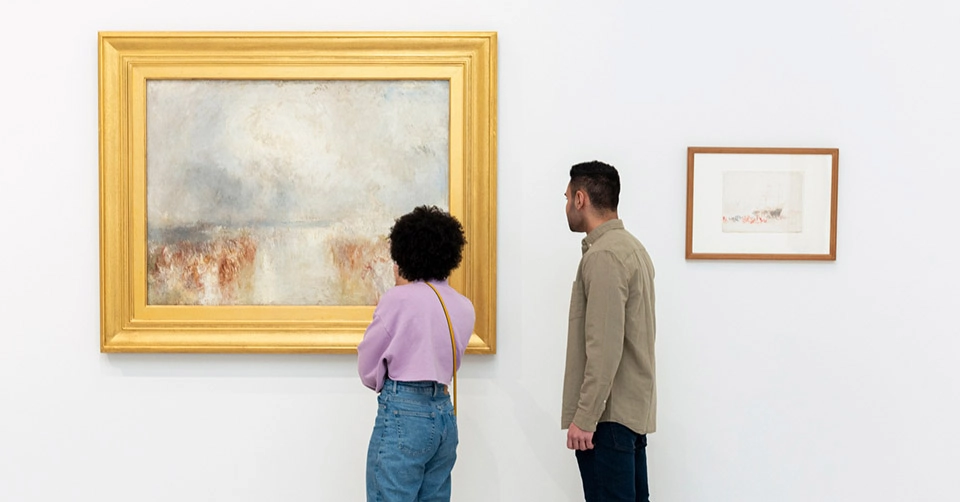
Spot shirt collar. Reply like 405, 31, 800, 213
581, 219, 624, 254
411, 279, 451, 287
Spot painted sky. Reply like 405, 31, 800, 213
145, 80, 450, 230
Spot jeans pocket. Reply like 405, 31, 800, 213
599, 422, 636, 453
393, 407, 438, 455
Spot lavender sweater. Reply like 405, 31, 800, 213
358, 280, 475, 392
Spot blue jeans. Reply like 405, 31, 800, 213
366, 379, 458, 502
575, 422, 649, 502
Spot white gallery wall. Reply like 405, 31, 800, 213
2, 0, 959, 500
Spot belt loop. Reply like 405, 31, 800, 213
391, 379, 397, 394
432, 382, 438, 397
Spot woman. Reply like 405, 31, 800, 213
358, 205, 476, 502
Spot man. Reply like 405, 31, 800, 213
562, 161, 657, 501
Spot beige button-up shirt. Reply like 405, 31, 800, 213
562, 219, 657, 434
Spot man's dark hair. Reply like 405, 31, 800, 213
569, 160, 620, 212
390, 205, 467, 282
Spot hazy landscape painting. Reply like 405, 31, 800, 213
145, 80, 450, 306
721, 171, 804, 233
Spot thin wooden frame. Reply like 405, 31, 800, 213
99, 32, 497, 353
686, 147, 838, 260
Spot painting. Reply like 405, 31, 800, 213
721, 171, 804, 234
99, 32, 498, 353
146, 80, 449, 307
686, 147, 838, 260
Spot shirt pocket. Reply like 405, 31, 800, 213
569, 280, 586, 320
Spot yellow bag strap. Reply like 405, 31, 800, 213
426, 282, 457, 415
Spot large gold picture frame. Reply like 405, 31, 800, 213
99, 32, 497, 353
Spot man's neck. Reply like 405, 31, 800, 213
583, 212, 619, 234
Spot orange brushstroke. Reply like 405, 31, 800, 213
328, 235, 391, 305
148, 234, 257, 305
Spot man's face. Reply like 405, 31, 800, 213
565, 183, 585, 233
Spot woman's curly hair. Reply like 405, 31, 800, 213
389, 206, 466, 282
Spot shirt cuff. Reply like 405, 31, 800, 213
572, 410, 600, 433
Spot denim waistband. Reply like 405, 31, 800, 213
382, 378, 449, 397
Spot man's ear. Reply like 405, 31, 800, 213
575, 189, 587, 209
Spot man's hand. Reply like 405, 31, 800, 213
566, 423, 594, 451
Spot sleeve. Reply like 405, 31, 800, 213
453, 297, 476, 371
572, 250, 628, 432
357, 303, 394, 392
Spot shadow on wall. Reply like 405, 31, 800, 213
102, 353, 359, 379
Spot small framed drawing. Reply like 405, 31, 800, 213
686, 147, 839, 260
